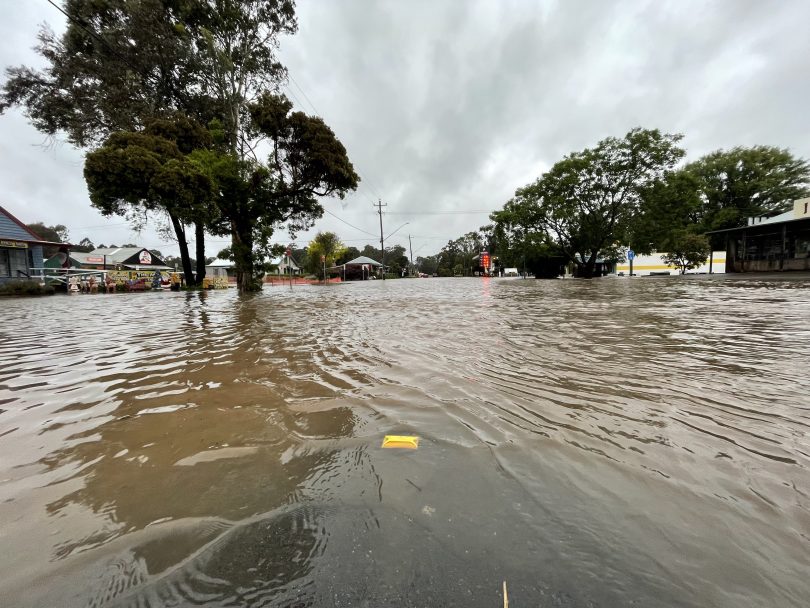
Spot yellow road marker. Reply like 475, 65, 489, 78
381, 435, 419, 449
503, 581, 509, 608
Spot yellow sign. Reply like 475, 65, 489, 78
107, 270, 169, 282
381, 435, 419, 449
0, 240, 28, 249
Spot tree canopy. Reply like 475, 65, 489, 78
684, 146, 810, 233
200, 93, 358, 291
84, 115, 214, 284
306, 231, 345, 279
494, 128, 685, 277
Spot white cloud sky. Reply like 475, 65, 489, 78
1, 0, 809, 258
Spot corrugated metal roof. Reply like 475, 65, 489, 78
206, 258, 234, 268
344, 256, 382, 266
90, 247, 145, 262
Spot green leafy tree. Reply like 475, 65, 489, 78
686, 146, 810, 234
416, 255, 439, 275
26, 223, 68, 256
306, 231, 346, 280
199, 94, 358, 291
632, 169, 703, 253
336, 246, 360, 265
2, 0, 302, 290
360, 244, 382, 262
385, 244, 408, 277
84, 116, 214, 285
661, 233, 710, 274
73, 237, 95, 253
504, 128, 685, 277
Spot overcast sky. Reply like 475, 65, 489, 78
1, 0, 809, 258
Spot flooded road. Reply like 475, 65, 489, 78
1, 276, 809, 607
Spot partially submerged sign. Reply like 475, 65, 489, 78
381, 435, 419, 449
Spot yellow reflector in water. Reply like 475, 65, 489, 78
381, 435, 419, 449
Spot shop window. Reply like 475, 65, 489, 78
9, 248, 28, 277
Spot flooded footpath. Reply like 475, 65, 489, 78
1, 276, 809, 607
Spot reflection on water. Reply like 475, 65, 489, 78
1, 276, 809, 607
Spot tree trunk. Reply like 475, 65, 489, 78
195, 222, 206, 285
581, 251, 598, 278
169, 212, 195, 286
232, 221, 260, 293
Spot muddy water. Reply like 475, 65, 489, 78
1, 276, 809, 607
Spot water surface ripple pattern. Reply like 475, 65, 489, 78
1, 276, 809, 607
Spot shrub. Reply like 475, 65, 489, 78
0, 280, 56, 296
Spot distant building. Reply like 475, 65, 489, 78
0, 205, 66, 284
707, 198, 810, 273
269, 255, 302, 275
341, 255, 382, 280
206, 258, 235, 279
616, 252, 726, 276
44, 247, 171, 271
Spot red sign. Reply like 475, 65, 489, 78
285, 248, 292, 257
481, 251, 490, 270
86, 256, 104, 263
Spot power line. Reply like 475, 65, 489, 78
284, 73, 385, 203
323, 208, 378, 237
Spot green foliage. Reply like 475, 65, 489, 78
26, 222, 68, 243
436, 231, 485, 276
25, 222, 68, 256
416, 255, 439, 275
1, 0, 203, 146
502, 128, 685, 277
73, 237, 95, 253
337, 246, 360, 265
0, 280, 55, 296
685, 146, 810, 233
83, 115, 214, 285
306, 232, 346, 279
661, 233, 711, 274
201, 93, 358, 292
632, 170, 703, 253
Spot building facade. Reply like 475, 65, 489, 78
0, 205, 65, 284
709, 198, 810, 273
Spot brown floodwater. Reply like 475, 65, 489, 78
1, 275, 809, 607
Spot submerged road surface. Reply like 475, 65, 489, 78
1, 276, 809, 607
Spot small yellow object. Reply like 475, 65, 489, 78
381, 435, 419, 449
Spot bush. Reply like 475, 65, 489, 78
0, 280, 56, 296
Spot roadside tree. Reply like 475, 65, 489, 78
504, 128, 684, 277
306, 232, 346, 280
686, 146, 810, 234
661, 233, 710, 274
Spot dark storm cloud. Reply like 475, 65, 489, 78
2, 0, 809, 255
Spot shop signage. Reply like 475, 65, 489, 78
480, 251, 491, 270
107, 270, 169, 282
86, 256, 104, 263
0, 240, 28, 249
138, 250, 152, 264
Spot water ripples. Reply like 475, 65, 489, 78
1, 277, 810, 606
